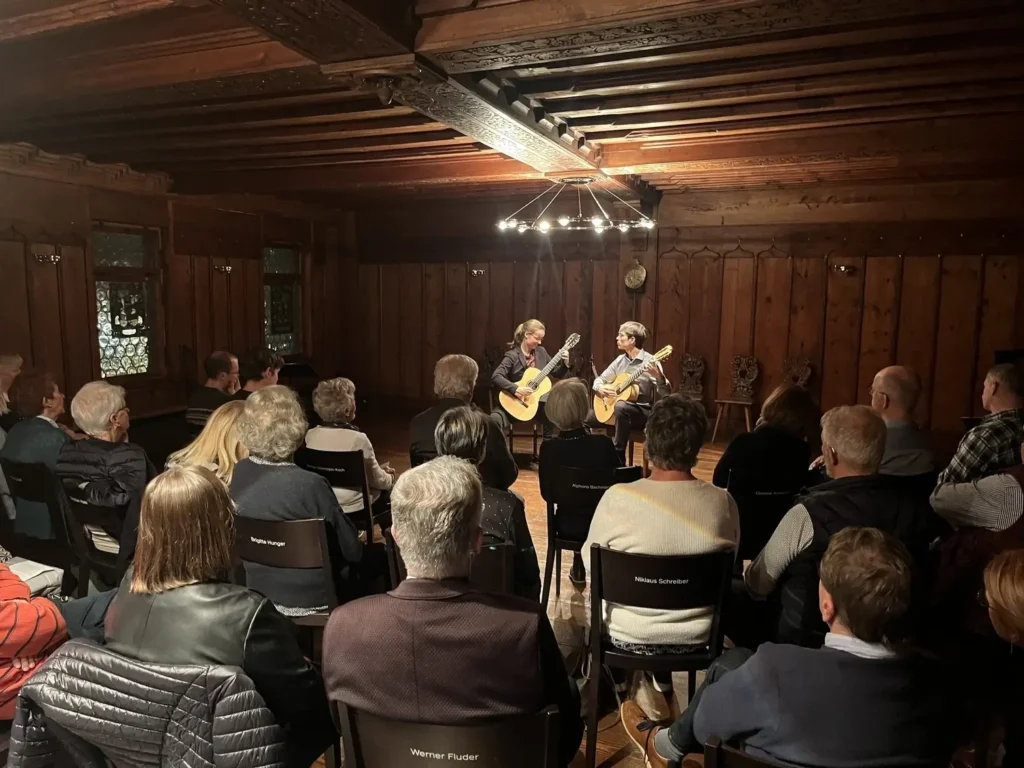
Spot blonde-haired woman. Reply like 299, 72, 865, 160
166, 400, 248, 484
490, 318, 569, 445
103, 465, 336, 766
980, 549, 1024, 766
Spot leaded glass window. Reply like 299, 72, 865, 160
263, 247, 302, 355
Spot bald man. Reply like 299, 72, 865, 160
869, 365, 934, 476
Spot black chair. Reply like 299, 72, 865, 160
704, 736, 793, 768
63, 493, 124, 598
333, 700, 560, 768
384, 528, 516, 595
295, 446, 376, 542
0, 459, 76, 581
585, 545, 735, 768
724, 467, 800, 562
542, 465, 643, 607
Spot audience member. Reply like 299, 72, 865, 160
869, 365, 935, 476
434, 406, 540, 600
539, 378, 620, 587
323, 457, 583, 767
103, 466, 335, 767
744, 405, 937, 646
57, 381, 156, 571
0, 370, 71, 538
232, 347, 284, 401
984, 548, 1024, 647
584, 394, 738, 704
0, 353, 24, 432
231, 385, 364, 612
623, 527, 953, 767
940, 363, 1024, 484
185, 351, 238, 433
0, 562, 67, 718
166, 400, 248, 485
712, 384, 819, 559
305, 377, 394, 521
409, 354, 517, 490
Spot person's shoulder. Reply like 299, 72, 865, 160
325, 593, 394, 638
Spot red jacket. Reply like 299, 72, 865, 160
0, 564, 67, 718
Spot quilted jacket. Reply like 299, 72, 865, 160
7, 638, 288, 768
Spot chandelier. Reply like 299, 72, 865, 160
497, 177, 655, 234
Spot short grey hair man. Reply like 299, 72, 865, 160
71, 381, 127, 438
820, 405, 886, 476
237, 385, 308, 462
391, 456, 483, 579
870, 365, 934, 476
435, 406, 488, 465
433, 354, 479, 402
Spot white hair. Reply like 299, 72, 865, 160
433, 355, 478, 402
312, 377, 355, 424
391, 456, 482, 579
71, 381, 126, 437
237, 385, 308, 462
821, 405, 886, 473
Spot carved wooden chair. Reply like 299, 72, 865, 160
782, 356, 813, 389
712, 355, 760, 443
679, 353, 706, 400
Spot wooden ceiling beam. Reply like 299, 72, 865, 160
0, 0, 173, 42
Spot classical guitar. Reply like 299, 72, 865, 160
592, 345, 674, 425
498, 333, 581, 422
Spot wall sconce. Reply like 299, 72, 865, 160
470, 268, 486, 277
33, 252, 61, 265
831, 263, 857, 276
213, 265, 233, 274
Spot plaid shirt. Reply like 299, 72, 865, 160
938, 408, 1024, 484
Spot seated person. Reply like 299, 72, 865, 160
713, 383, 819, 560
0, 353, 23, 432
869, 365, 935, 476
623, 527, 954, 768
231, 385, 364, 613
940, 362, 1023, 484
584, 394, 739, 700
981, 549, 1024, 767
103, 466, 335, 768
409, 354, 517, 491
745, 405, 938, 646
166, 400, 248, 485
305, 377, 394, 521
0, 370, 72, 538
184, 350, 238, 434
323, 457, 582, 767
539, 377, 620, 587
489, 319, 568, 441
232, 346, 284, 401
57, 381, 156, 571
434, 406, 540, 600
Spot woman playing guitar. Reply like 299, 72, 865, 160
490, 319, 570, 442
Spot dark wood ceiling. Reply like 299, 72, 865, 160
0, 0, 1021, 205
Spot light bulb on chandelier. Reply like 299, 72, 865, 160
496, 178, 654, 235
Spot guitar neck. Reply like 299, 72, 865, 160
617, 356, 657, 394
530, 349, 563, 388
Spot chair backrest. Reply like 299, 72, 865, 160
233, 515, 338, 609
333, 700, 560, 768
729, 355, 760, 400
590, 546, 734, 653
63, 489, 126, 565
295, 446, 371, 513
0, 459, 74, 564
725, 467, 800, 561
548, 466, 643, 539
704, 736, 793, 768
384, 529, 516, 595
679, 353, 706, 399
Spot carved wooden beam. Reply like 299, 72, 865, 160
0, 143, 169, 194
0, 0, 173, 42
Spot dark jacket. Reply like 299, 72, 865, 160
323, 578, 583, 768
538, 428, 620, 539
102, 576, 334, 764
692, 643, 955, 768
491, 346, 568, 397
0, 417, 70, 538
481, 486, 540, 601
778, 474, 938, 645
409, 399, 518, 491
56, 438, 156, 568
9, 638, 290, 768
713, 425, 812, 560
230, 458, 363, 609
185, 385, 232, 434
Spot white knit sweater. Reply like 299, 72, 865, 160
583, 477, 739, 646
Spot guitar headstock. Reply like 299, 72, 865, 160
561, 333, 581, 352
652, 345, 674, 363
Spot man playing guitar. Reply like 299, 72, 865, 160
491, 319, 569, 442
588, 321, 671, 463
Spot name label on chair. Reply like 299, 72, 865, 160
409, 749, 480, 761
635, 576, 690, 585
249, 536, 286, 547
570, 483, 612, 490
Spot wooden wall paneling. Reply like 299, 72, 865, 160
856, 255, 902, 406
654, 255, 689, 379
820, 254, 866, 412
400, 264, 424, 400
26, 246, 66, 390
57, 245, 96, 397
686, 249, 724, 413
716, 252, 756, 401
562, 259, 592, 367
227, 259, 250, 355
786, 256, 827, 399
752, 252, 793, 399
210, 261, 230, 352
487, 262, 514, 355
444, 263, 468, 358
165, 250, 195, 387
634, 232, 660, 336
973, 255, 1021, 416
192, 255, 212, 379
538, 258, 565, 349
467, 263, 489, 364
379, 265, 402, 398
513, 259, 540, 327
590, 260, 619, 371
357, 264, 381, 392
895, 256, 942, 426
244, 259, 263, 352
0, 241, 32, 363
930, 255, 983, 432
422, 263, 445, 398
335, 257, 360, 379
